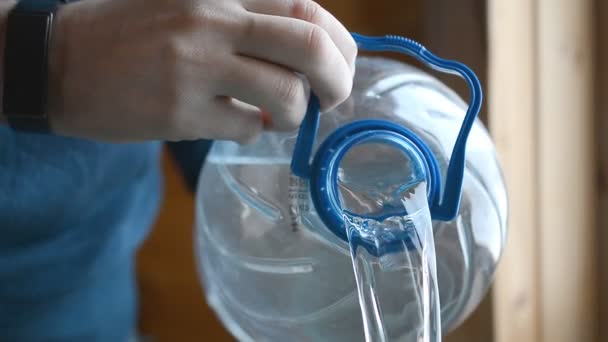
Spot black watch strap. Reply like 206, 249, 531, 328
3, 0, 61, 133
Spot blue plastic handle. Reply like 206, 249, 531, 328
290, 33, 483, 222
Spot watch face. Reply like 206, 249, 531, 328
3, 11, 53, 119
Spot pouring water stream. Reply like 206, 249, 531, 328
343, 181, 441, 342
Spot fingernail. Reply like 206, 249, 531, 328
261, 110, 272, 129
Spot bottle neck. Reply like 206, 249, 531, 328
310, 122, 434, 256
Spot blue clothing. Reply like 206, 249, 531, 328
0, 126, 210, 341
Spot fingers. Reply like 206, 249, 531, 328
217, 54, 309, 132
206, 97, 264, 144
241, 0, 357, 72
235, 12, 354, 111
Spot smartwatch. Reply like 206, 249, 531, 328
2, 0, 65, 133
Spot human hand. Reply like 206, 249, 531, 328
48, 0, 357, 143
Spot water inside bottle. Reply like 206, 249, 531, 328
338, 143, 442, 341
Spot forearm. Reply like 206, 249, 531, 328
0, 1, 16, 125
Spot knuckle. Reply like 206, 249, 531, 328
274, 75, 304, 115
239, 14, 257, 41
336, 77, 353, 106
162, 41, 187, 100
305, 25, 332, 64
324, 72, 353, 110
184, 3, 242, 33
182, 3, 214, 26
345, 37, 359, 64
290, 0, 322, 22
158, 41, 208, 140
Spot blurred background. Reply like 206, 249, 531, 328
135, 0, 607, 341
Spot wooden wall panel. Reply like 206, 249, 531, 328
488, 0, 540, 341
537, 1, 597, 341
490, 0, 598, 341
596, 0, 608, 340
423, 0, 487, 123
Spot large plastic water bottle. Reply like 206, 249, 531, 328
195, 34, 508, 341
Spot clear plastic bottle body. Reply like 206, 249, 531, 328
195, 57, 508, 341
